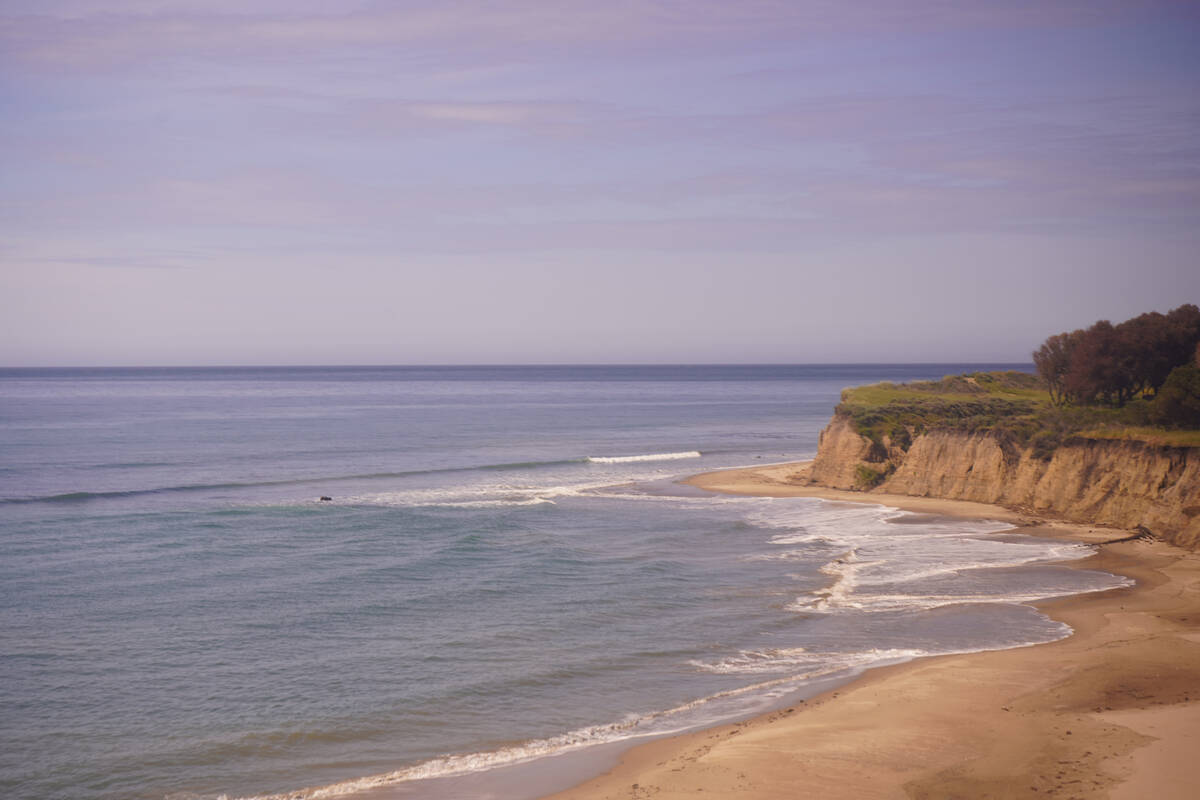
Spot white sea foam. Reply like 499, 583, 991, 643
313, 453, 713, 510
236, 618, 1071, 800
690, 623, 1089, 676
426, 496, 558, 508
586, 450, 701, 464
692, 646, 933, 676
232, 670, 826, 800
805, 548, 881, 610
790, 575, 1135, 613
736, 497, 1127, 615
337, 483, 595, 509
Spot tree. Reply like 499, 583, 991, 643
1063, 320, 1132, 406
1164, 304, 1200, 375
1114, 311, 1170, 397
1033, 331, 1076, 406
1033, 304, 1200, 407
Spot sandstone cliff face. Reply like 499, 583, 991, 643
809, 415, 879, 489
809, 413, 1200, 550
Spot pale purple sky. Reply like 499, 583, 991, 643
2, 1, 1198, 365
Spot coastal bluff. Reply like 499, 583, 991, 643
808, 413, 1200, 550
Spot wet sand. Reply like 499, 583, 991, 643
541, 462, 1200, 800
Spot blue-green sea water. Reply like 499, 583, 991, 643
0, 365, 1130, 800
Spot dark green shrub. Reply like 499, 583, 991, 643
854, 464, 887, 489
865, 439, 889, 462
1150, 365, 1200, 428
889, 424, 912, 451
1029, 430, 1061, 461
1119, 397, 1153, 426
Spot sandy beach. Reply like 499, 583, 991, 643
542, 462, 1200, 800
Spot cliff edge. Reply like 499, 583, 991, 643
809, 412, 1200, 550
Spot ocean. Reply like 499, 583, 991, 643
0, 365, 1131, 800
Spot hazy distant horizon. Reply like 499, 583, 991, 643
0, 360, 1037, 370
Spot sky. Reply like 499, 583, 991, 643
2, 1, 1199, 366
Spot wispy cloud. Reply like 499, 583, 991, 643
3, 1, 1198, 364
3, 1, 1190, 71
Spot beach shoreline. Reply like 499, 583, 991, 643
538, 461, 1200, 800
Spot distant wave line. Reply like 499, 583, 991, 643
585, 451, 702, 464
4, 451, 711, 506
0, 458, 587, 505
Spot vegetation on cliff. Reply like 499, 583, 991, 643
837, 372, 1055, 486
837, 368, 1199, 486
1033, 304, 1200, 425
837, 307, 1200, 479
814, 307, 1200, 542
839, 371, 1036, 446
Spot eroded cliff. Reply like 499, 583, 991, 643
808, 413, 1200, 550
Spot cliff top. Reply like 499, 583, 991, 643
839, 371, 1200, 452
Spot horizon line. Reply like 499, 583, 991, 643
0, 361, 1036, 370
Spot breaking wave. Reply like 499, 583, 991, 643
586, 451, 701, 464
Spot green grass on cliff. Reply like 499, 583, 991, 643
842, 371, 1047, 408
838, 371, 1048, 453
1076, 427, 1200, 447
837, 371, 1199, 456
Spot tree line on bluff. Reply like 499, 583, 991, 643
1033, 304, 1200, 428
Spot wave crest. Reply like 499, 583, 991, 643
586, 451, 701, 464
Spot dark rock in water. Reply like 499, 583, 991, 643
319, 496, 332, 502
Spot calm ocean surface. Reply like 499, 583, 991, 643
0, 365, 1130, 800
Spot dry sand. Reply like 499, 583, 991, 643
541, 462, 1200, 800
